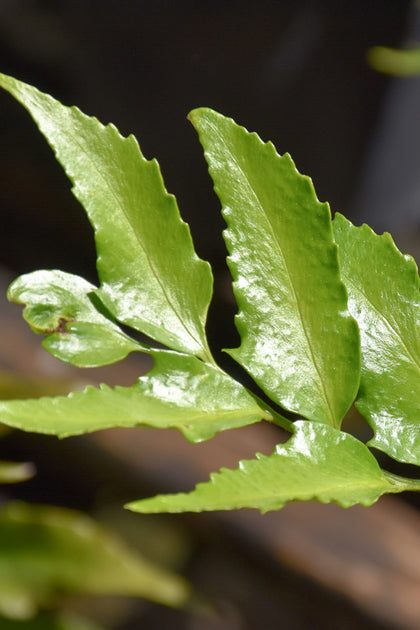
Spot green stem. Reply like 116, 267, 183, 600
382, 470, 420, 493
203, 354, 294, 431
246, 390, 294, 433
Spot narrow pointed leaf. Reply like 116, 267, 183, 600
190, 108, 360, 428
0, 501, 190, 618
0, 73, 213, 361
333, 214, 420, 465
0, 351, 270, 442
8, 270, 141, 367
126, 421, 396, 514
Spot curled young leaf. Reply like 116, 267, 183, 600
0, 73, 214, 362
8, 270, 141, 367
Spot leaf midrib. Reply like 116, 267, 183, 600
206, 120, 335, 425
346, 276, 420, 375
37, 99, 207, 358
160, 476, 389, 508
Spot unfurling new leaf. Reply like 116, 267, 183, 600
0, 73, 214, 363
8, 270, 142, 367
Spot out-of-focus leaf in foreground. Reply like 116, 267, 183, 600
333, 214, 420, 466
0, 72, 214, 362
8, 270, 141, 367
0, 611, 105, 630
0, 502, 190, 621
368, 45, 420, 76
0, 461, 35, 484
126, 421, 399, 514
190, 108, 360, 428
0, 351, 270, 441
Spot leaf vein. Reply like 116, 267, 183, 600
207, 121, 335, 423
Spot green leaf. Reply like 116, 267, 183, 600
126, 421, 397, 514
0, 351, 270, 442
8, 270, 141, 368
0, 462, 35, 484
0, 612, 105, 630
333, 214, 420, 466
368, 45, 420, 76
0, 73, 213, 362
190, 108, 360, 428
0, 501, 190, 620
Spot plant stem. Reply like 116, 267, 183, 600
246, 390, 294, 433
382, 470, 420, 493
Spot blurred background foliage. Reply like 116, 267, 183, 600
1, 1, 420, 629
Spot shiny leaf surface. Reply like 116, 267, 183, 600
0, 73, 213, 362
0, 351, 270, 441
0, 502, 190, 620
8, 270, 141, 367
126, 421, 397, 514
333, 214, 420, 465
190, 108, 360, 427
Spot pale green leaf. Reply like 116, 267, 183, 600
189, 108, 360, 428
333, 214, 420, 466
0, 462, 35, 484
0, 501, 190, 619
0, 613, 105, 630
0, 73, 213, 362
8, 270, 141, 367
0, 351, 270, 442
126, 421, 397, 514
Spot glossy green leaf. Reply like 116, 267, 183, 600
126, 421, 398, 514
333, 214, 420, 466
8, 270, 141, 367
0, 501, 190, 620
0, 351, 270, 441
190, 108, 360, 428
0, 462, 35, 484
0, 73, 213, 362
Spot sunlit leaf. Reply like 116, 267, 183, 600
126, 421, 398, 514
0, 502, 190, 620
190, 108, 360, 428
0, 73, 213, 362
0, 351, 270, 442
0, 72, 418, 515
333, 214, 420, 466
8, 270, 141, 367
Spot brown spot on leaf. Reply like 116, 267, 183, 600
45, 317, 73, 335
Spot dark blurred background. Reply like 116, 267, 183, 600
0, 1, 420, 629
1, 0, 420, 351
